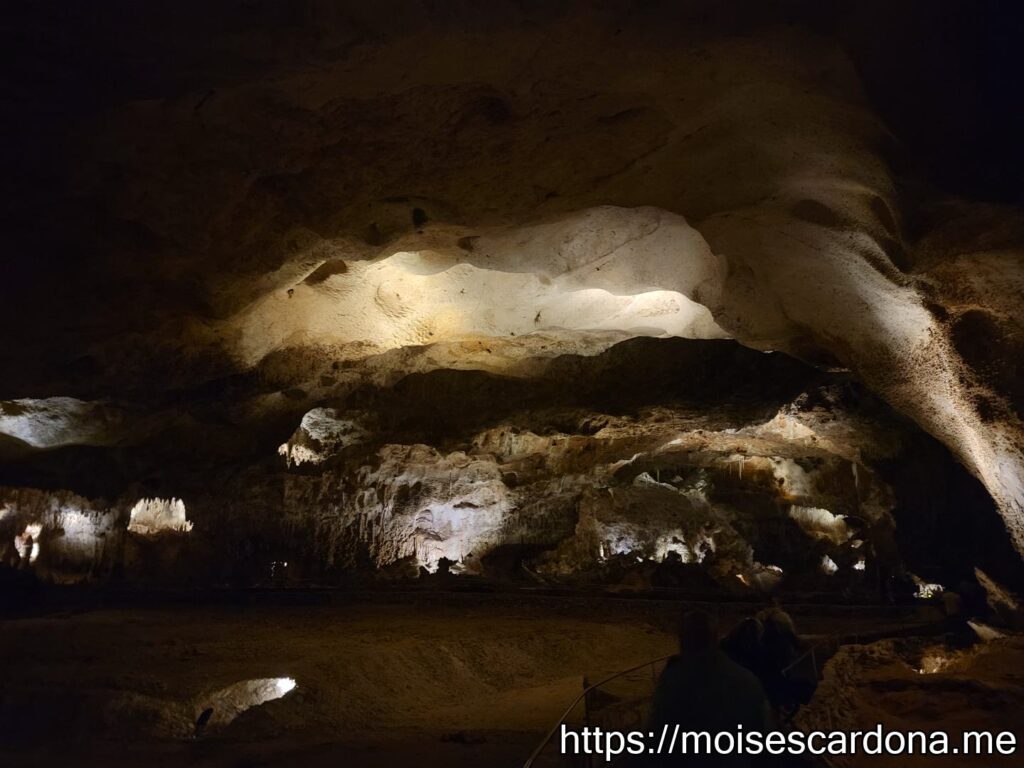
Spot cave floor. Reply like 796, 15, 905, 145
2, 593, 1018, 767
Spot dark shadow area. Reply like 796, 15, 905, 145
879, 434, 1024, 591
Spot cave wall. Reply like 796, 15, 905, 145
2, 1, 1023, 589
4, 338, 1015, 594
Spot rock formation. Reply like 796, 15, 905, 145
2, 1, 1022, 592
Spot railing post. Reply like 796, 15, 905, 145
582, 675, 591, 768
521, 654, 675, 768
582, 675, 590, 727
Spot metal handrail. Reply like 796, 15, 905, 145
521, 653, 675, 768
522, 621, 951, 768
522, 641, 835, 768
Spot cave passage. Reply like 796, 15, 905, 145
3, 2, 1024, 767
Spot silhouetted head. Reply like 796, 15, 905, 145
723, 616, 764, 653
678, 609, 718, 655
758, 607, 797, 639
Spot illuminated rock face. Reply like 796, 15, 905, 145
0, 488, 123, 582
255, 361, 917, 591
196, 678, 297, 730
128, 498, 193, 536
0, 398, 141, 452
1, 3, 1023, 584
237, 208, 727, 366
307, 444, 514, 572
0, 338, 1018, 590
278, 408, 371, 467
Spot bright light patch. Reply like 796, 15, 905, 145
128, 497, 192, 535
820, 555, 838, 575
413, 498, 507, 572
235, 207, 728, 367
14, 523, 42, 563
789, 506, 851, 546
918, 653, 950, 675
196, 677, 298, 730
915, 581, 944, 599
653, 530, 715, 564
968, 621, 1006, 642
853, 557, 866, 571
55, 509, 106, 561
278, 409, 369, 467
278, 442, 322, 467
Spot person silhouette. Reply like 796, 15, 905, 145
646, 610, 771, 766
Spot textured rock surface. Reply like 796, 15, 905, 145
2, 1, 1023, 586
3, 339, 1015, 592
127, 497, 192, 536
0, 487, 123, 582
796, 635, 1024, 768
